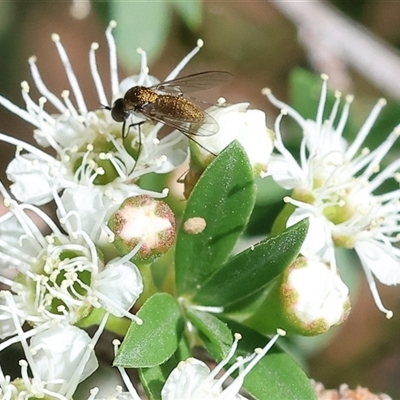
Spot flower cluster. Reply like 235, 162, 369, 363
263, 73, 400, 318
1, 12, 399, 400
0, 20, 279, 400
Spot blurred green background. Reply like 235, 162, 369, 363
1, 1, 400, 398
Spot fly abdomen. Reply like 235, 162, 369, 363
155, 95, 205, 122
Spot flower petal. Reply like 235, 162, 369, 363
6, 155, 61, 205
287, 208, 333, 262
161, 358, 212, 400
31, 324, 98, 384
355, 240, 400, 285
267, 154, 304, 189
94, 259, 143, 317
59, 187, 112, 241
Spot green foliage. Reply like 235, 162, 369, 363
114, 293, 184, 368
193, 218, 308, 310
175, 141, 256, 296
186, 308, 233, 360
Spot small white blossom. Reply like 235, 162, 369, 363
0, 181, 143, 333
263, 74, 400, 318
161, 330, 285, 400
0, 291, 105, 400
0, 21, 204, 211
191, 102, 273, 175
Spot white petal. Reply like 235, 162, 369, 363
355, 240, 400, 285
161, 358, 213, 400
31, 324, 98, 384
59, 187, 112, 241
287, 209, 333, 262
154, 134, 189, 173
267, 155, 304, 189
195, 103, 272, 170
6, 155, 61, 205
94, 259, 143, 317
0, 212, 37, 269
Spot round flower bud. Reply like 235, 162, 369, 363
248, 256, 350, 336
108, 195, 176, 263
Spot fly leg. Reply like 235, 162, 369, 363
123, 121, 145, 175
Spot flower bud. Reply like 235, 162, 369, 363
247, 257, 350, 336
184, 103, 274, 198
108, 195, 176, 263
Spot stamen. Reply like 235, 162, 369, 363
51, 33, 87, 114
61, 90, 79, 119
207, 333, 242, 382
263, 88, 306, 128
333, 94, 352, 144
361, 260, 393, 319
3, 292, 40, 380
0, 133, 59, 164
136, 47, 148, 86
112, 339, 141, 400
346, 98, 386, 160
316, 74, 329, 137
106, 20, 119, 96
0, 91, 38, 126
188, 304, 224, 314
28, 56, 66, 112
89, 42, 108, 106
64, 313, 110, 399
165, 38, 204, 81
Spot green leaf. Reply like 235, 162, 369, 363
173, 0, 202, 30
224, 319, 316, 400
110, 2, 170, 69
186, 309, 232, 360
139, 338, 191, 400
114, 293, 184, 368
193, 218, 309, 309
175, 141, 256, 296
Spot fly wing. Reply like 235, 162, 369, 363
141, 103, 219, 137
153, 71, 232, 94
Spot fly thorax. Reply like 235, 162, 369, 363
125, 86, 158, 108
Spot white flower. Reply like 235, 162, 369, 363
0, 20, 204, 208
0, 181, 143, 333
263, 73, 400, 318
191, 102, 273, 175
161, 330, 285, 400
0, 291, 106, 400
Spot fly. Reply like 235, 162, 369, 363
104, 71, 232, 157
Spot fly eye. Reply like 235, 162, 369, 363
111, 98, 128, 122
